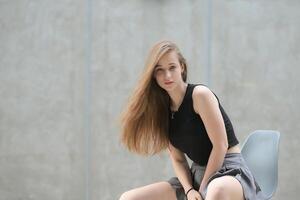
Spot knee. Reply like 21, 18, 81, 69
206, 180, 228, 200
119, 190, 138, 200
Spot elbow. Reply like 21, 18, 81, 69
212, 142, 228, 154
171, 156, 187, 164
169, 154, 187, 164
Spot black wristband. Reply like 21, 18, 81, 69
185, 187, 194, 197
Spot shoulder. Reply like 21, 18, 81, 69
192, 85, 216, 101
191, 85, 219, 113
192, 84, 212, 96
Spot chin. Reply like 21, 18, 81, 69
163, 84, 177, 92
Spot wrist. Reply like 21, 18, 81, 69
199, 182, 206, 192
185, 187, 194, 197
200, 179, 207, 188
199, 182, 207, 197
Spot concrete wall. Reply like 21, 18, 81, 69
0, 0, 299, 200
0, 0, 87, 199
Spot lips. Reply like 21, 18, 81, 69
164, 81, 173, 85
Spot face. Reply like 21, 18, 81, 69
153, 50, 184, 91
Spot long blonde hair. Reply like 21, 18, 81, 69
119, 40, 188, 155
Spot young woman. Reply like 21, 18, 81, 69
119, 40, 265, 200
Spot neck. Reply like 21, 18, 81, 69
168, 82, 188, 111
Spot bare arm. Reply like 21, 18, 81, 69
167, 142, 193, 194
192, 86, 228, 192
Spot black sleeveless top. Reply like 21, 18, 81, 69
168, 83, 239, 166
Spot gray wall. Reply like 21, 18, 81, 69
0, 0, 299, 200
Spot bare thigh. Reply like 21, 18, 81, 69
119, 181, 177, 200
206, 176, 244, 200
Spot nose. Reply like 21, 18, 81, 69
165, 70, 171, 78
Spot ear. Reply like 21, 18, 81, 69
180, 63, 184, 73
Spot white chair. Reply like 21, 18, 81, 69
241, 130, 280, 199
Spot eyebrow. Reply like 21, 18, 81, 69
155, 63, 177, 68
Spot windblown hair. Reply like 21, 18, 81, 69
119, 40, 188, 155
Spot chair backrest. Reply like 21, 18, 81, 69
241, 130, 280, 199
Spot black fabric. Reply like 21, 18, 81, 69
168, 83, 239, 166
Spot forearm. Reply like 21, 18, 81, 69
171, 158, 193, 193
200, 146, 227, 188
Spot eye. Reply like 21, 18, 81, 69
170, 65, 176, 70
154, 68, 163, 76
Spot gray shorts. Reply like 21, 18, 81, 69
167, 153, 266, 200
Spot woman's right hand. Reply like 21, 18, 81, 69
186, 189, 203, 200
